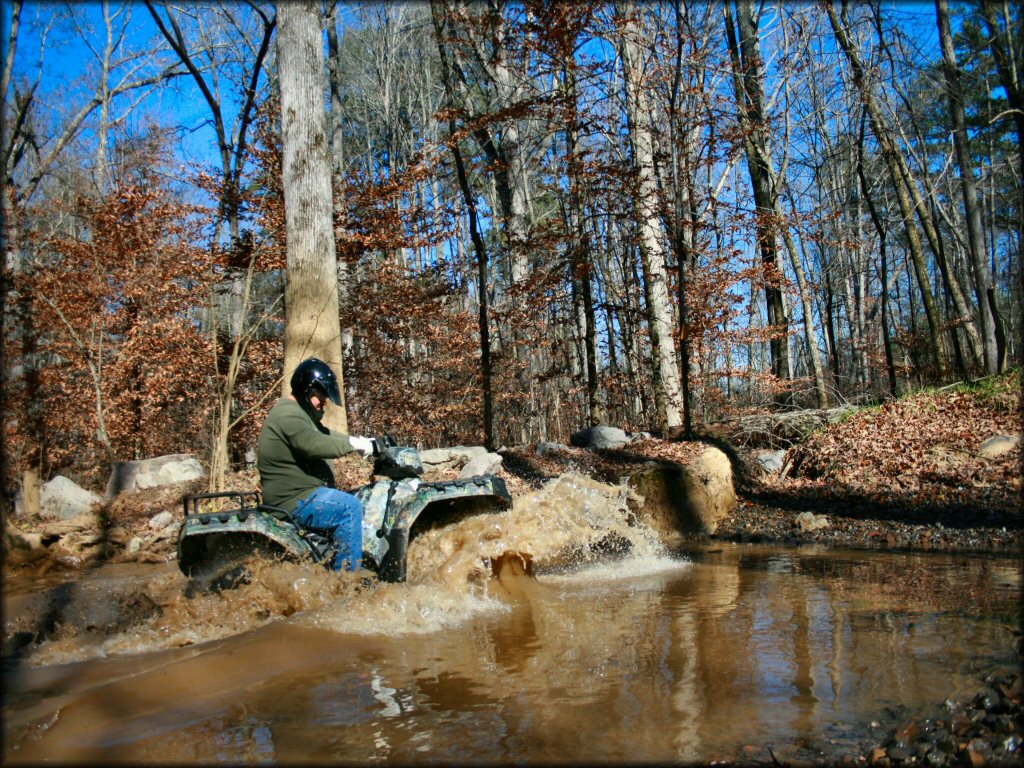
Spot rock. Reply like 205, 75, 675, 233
979, 434, 1020, 460
753, 449, 787, 474
106, 453, 204, 497
628, 445, 737, 537
570, 425, 631, 450
536, 441, 570, 457
127, 537, 142, 555
40, 475, 103, 520
420, 446, 488, 471
963, 739, 990, 767
149, 511, 175, 531
458, 452, 503, 479
796, 511, 830, 533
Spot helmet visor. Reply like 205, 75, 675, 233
320, 377, 342, 406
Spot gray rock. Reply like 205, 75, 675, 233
979, 434, 1020, 460
40, 476, 103, 520
106, 454, 204, 497
795, 511, 829, 532
148, 511, 175, 531
753, 449, 788, 474
536, 441, 569, 457
570, 425, 630, 450
458, 452, 503, 479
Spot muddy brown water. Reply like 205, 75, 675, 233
3, 474, 1021, 764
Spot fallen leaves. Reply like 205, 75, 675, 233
783, 372, 1021, 513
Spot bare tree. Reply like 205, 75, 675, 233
824, 1, 951, 379
145, 0, 275, 250
937, 0, 1004, 373
723, 0, 793, 402
617, 0, 684, 431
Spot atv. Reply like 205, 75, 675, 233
177, 443, 511, 588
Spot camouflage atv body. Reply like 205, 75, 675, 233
177, 446, 510, 585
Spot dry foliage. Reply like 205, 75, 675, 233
783, 372, 1022, 511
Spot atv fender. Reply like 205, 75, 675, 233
177, 507, 318, 577
359, 474, 511, 583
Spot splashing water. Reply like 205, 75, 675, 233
18, 473, 680, 664
305, 473, 674, 635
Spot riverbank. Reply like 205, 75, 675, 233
505, 372, 1022, 555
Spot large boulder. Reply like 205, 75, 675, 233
458, 451, 503, 479
627, 444, 737, 539
106, 454, 204, 497
979, 434, 1020, 460
40, 475, 103, 521
570, 425, 632, 450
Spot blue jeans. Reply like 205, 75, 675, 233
292, 487, 363, 571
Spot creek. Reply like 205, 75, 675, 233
3, 474, 1021, 764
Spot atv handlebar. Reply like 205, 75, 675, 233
369, 434, 398, 457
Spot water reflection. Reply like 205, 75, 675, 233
4, 543, 1020, 764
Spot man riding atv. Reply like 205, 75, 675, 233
257, 357, 377, 571
177, 358, 511, 586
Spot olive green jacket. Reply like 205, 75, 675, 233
257, 398, 356, 512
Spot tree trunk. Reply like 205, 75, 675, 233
823, 1, 950, 380
433, 2, 493, 448
562, 62, 603, 427
936, 0, 1001, 374
617, 0, 684, 431
668, 0, 696, 435
325, 4, 354, 362
277, 0, 347, 432
724, 0, 793, 401
451, 138, 494, 449
857, 126, 899, 398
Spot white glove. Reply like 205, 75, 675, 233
348, 435, 374, 457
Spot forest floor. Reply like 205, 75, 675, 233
502, 369, 1023, 555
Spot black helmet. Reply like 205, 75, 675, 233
290, 358, 342, 419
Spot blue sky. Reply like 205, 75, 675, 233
6, 0, 945, 197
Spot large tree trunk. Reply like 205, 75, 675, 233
618, 1, 684, 431
277, 0, 347, 432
